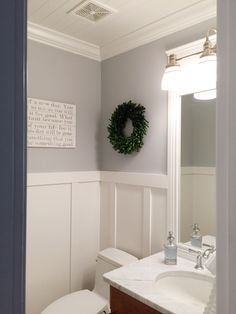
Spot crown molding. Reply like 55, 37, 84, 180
100, 1, 216, 60
27, 1, 216, 62
28, 22, 101, 61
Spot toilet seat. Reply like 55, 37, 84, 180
41, 290, 109, 314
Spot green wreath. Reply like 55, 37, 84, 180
107, 100, 149, 154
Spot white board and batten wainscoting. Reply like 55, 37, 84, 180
26, 171, 100, 314
26, 171, 168, 314
100, 171, 168, 258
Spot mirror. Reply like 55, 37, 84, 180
179, 94, 216, 247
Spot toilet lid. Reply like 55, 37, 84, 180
41, 290, 108, 314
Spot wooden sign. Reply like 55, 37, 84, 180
27, 98, 76, 148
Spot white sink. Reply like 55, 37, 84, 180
153, 271, 214, 311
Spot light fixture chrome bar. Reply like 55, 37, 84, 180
161, 28, 217, 95
170, 28, 217, 63
166, 54, 180, 68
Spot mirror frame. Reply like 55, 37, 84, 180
166, 36, 216, 244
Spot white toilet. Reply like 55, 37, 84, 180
41, 248, 138, 314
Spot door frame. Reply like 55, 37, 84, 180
0, 0, 27, 313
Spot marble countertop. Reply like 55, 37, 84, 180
104, 252, 214, 314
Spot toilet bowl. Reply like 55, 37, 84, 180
41, 248, 138, 314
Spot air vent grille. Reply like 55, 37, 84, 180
69, 0, 115, 23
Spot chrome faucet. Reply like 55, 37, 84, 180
189, 245, 216, 270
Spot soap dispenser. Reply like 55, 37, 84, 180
191, 223, 202, 248
164, 231, 177, 265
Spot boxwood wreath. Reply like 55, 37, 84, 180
107, 100, 149, 154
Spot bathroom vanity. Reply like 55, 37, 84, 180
104, 252, 214, 314
110, 287, 162, 314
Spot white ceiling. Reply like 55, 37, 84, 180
28, 0, 216, 60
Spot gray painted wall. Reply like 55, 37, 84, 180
101, 18, 216, 173
181, 94, 216, 167
27, 40, 101, 173
28, 18, 215, 174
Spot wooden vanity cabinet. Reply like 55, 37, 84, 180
110, 287, 163, 314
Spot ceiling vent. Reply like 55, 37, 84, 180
68, 0, 116, 23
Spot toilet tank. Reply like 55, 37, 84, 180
93, 248, 138, 300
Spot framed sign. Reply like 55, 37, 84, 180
27, 98, 76, 148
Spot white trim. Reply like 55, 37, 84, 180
167, 36, 217, 244
142, 188, 152, 257
110, 183, 117, 248
167, 92, 181, 241
101, 171, 168, 189
181, 166, 216, 175
100, 1, 216, 60
27, 171, 101, 186
69, 183, 74, 292
28, 22, 101, 61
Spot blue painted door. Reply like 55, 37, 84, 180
0, 0, 27, 313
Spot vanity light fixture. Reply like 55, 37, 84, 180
161, 28, 217, 100
161, 54, 181, 91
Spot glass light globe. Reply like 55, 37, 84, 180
194, 55, 217, 92
161, 66, 181, 91
194, 89, 216, 100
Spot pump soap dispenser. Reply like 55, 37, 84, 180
164, 231, 177, 265
191, 223, 202, 248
